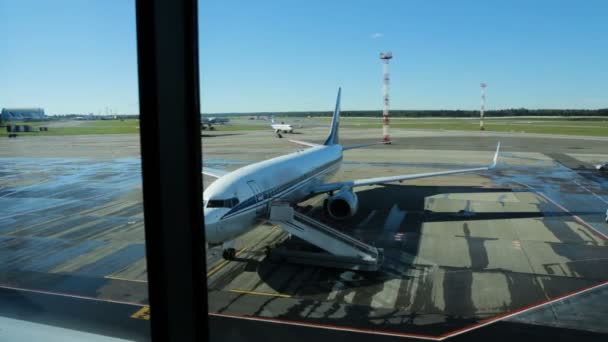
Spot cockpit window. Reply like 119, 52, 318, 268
206, 197, 239, 208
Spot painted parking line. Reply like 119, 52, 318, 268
572, 179, 608, 205
208, 311, 438, 341
131, 306, 150, 320
228, 289, 291, 298
439, 280, 608, 340
104, 275, 148, 283
209, 280, 608, 341
535, 191, 608, 241
512, 180, 608, 241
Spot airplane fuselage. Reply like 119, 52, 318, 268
272, 123, 293, 132
203, 145, 342, 244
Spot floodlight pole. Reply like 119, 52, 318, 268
480, 83, 487, 131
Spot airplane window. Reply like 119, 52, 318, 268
0, 1, 151, 340
207, 198, 239, 208
228, 198, 240, 207
207, 200, 226, 208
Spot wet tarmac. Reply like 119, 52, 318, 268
201, 129, 608, 338
204, 182, 608, 338
0, 128, 607, 340
0, 157, 150, 340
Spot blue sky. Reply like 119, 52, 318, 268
1, 0, 607, 114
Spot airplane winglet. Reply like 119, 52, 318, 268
490, 142, 500, 169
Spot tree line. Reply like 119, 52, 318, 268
268, 108, 608, 118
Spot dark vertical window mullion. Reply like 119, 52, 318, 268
135, 0, 206, 341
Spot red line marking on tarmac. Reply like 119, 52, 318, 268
208, 183, 608, 340
208, 311, 440, 341
210, 280, 608, 341
0, 284, 145, 307
438, 280, 608, 340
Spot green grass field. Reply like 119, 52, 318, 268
1, 117, 606, 137
318, 117, 608, 137
1, 120, 140, 136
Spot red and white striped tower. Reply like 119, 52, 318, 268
480, 83, 487, 131
380, 52, 393, 144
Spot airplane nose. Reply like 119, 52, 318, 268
203, 208, 222, 243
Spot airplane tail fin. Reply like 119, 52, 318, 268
489, 142, 500, 169
271, 116, 275, 124
324, 87, 341, 145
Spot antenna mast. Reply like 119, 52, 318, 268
480, 83, 487, 131
380, 52, 393, 144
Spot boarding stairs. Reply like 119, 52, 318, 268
267, 202, 383, 271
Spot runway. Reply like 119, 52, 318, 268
1, 126, 607, 340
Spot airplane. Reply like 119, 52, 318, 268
203, 88, 500, 260
210, 117, 230, 124
201, 116, 230, 130
271, 116, 294, 136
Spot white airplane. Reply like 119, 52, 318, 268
270, 117, 294, 134
203, 88, 500, 260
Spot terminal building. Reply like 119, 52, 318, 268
1, 108, 47, 121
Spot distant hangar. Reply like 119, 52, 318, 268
1, 108, 47, 121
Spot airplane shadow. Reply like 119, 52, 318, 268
201, 132, 244, 138
253, 183, 603, 296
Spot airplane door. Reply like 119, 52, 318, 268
247, 180, 266, 214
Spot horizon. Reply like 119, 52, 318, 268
25, 107, 608, 117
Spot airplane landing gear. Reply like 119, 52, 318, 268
222, 248, 236, 260
221, 240, 236, 260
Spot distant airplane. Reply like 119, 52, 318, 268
203, 88, 500, 261
201, 116, 230, 130
271, 117, 294, 136
210, 117, 230, 124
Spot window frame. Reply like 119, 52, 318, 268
135, 0, 207, 341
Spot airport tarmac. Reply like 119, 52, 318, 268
1, 126, 607, 340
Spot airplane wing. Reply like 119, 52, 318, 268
202, 167, 229, 179
311, 142, 500, 194
290, 140, 389, 150
288, 139, 321, 148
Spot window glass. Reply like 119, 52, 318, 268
201, 1, 608, 341
0, 1, 150, 340
207, 200, 225, 208
207, 198, 239, 208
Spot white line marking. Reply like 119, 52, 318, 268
535, 191, 608, 240
104, 275, 148, 283
512, 180, 608, 240
572, 179, 608, 205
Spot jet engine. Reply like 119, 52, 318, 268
325, 188, 358, 219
